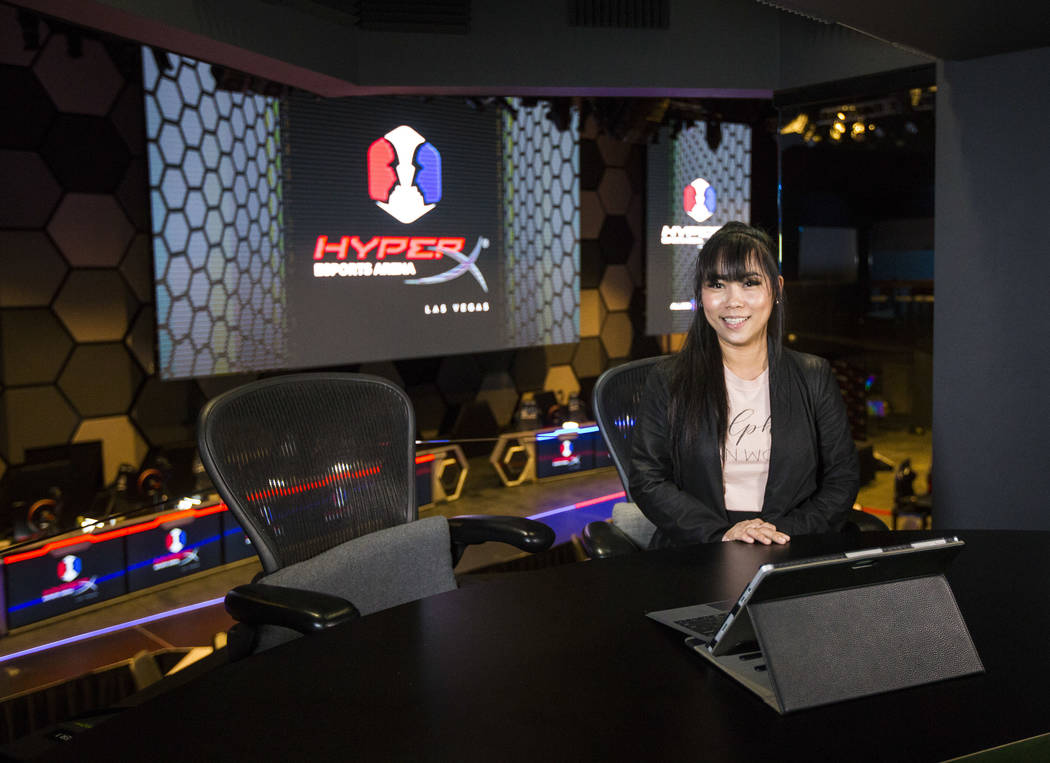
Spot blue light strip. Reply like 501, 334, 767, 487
0, 597, 226, 666
534, 425, 600, 441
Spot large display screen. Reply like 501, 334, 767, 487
143, 53, 580, 379
645, 122, 752, 335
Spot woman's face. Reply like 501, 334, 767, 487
699, 254, 781, 353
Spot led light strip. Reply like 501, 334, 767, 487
528, 490, 625, 519
0, 597, 226, 665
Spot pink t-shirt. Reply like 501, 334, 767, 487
723, 365, 771, 512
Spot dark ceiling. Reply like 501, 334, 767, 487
768, 0, 1050, 60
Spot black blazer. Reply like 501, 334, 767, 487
629, 348, 859, 548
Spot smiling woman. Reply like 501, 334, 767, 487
629, 222, 859, 548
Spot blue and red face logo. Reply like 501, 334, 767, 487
560, 440, 574, 458
683, 177, 716, 223
57, 555, 82, 583
368, 125, 442, 224
166, 528, 187, 554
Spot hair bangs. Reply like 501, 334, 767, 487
696, 235, 774, 291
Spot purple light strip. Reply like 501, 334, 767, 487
0, 596, 226, 665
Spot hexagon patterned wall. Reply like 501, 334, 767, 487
0, 13, 654, 513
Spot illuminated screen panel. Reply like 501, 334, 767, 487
125, 513, 222, 592
645, 123, 752, 335
143, 51, 580, 379
5, 541, 127, 629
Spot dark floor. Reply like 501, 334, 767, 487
0, 426, 931, 708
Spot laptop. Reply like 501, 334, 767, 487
647, 536, 969, 710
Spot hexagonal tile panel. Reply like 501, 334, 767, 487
59, 343, 144, 417
129, 377, 205, 446
48, 193, 135, 268
0, 386, 79, 463
580, 288, 606, 338
600, 265, 634, 312
435, 355, 482, 406
120, 233, 154, 303
0, 308, 73, 386
580, 239, 602, 289
109, 80, 146, 156
33, 36, 122, 116
502, 100, 579, 347
144, 53, 286, 377
0, 66, 56, 149
597, 168, 632, 215
126, 304, 156, 375
572, 337, 608, 380
73, 415, 149, 485
0, 150, 61, 227
41, 115, 130, 192
476, 371, 519, 428
117, 156, 149, 231
542, 364, 580, 405
579, 139, 602, 191
597, 134, 631, 168
598, 215, 633, 264
544, 343, 575, 367
601, 311, 634, 360
0, 231, 68, 307
54, 270, 139, 342
580, 190, 603, 240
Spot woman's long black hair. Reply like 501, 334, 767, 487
668, 222, 784, 465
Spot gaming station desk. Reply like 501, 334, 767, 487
55, 530, 1050, 761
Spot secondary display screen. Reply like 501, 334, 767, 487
645, 122, 752, 335
143, 52, 580, 379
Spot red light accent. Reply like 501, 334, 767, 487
858, 506, 892, 517
574, 491, 626, 509
367, 137, 397, 201
414, 454, 437, 464
243, 463, 384, 503
313, 235, 351, 261
3, 503, 228, 566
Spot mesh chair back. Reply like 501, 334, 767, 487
591, 356, 666, 503
197, 373, 416, 573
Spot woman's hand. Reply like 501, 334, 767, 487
722, 518, 790, 545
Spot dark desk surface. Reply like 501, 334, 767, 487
57, 530, 1050, 761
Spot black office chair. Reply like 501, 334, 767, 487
581, 357, 886, 559
581, 356, 664, 558
198, 373, 555, 658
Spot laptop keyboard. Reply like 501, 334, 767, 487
674, 613, 726, 638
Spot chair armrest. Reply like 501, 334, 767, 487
225, 583, 360, 635
580, 520, 641, 559
447, 515, 556, 565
